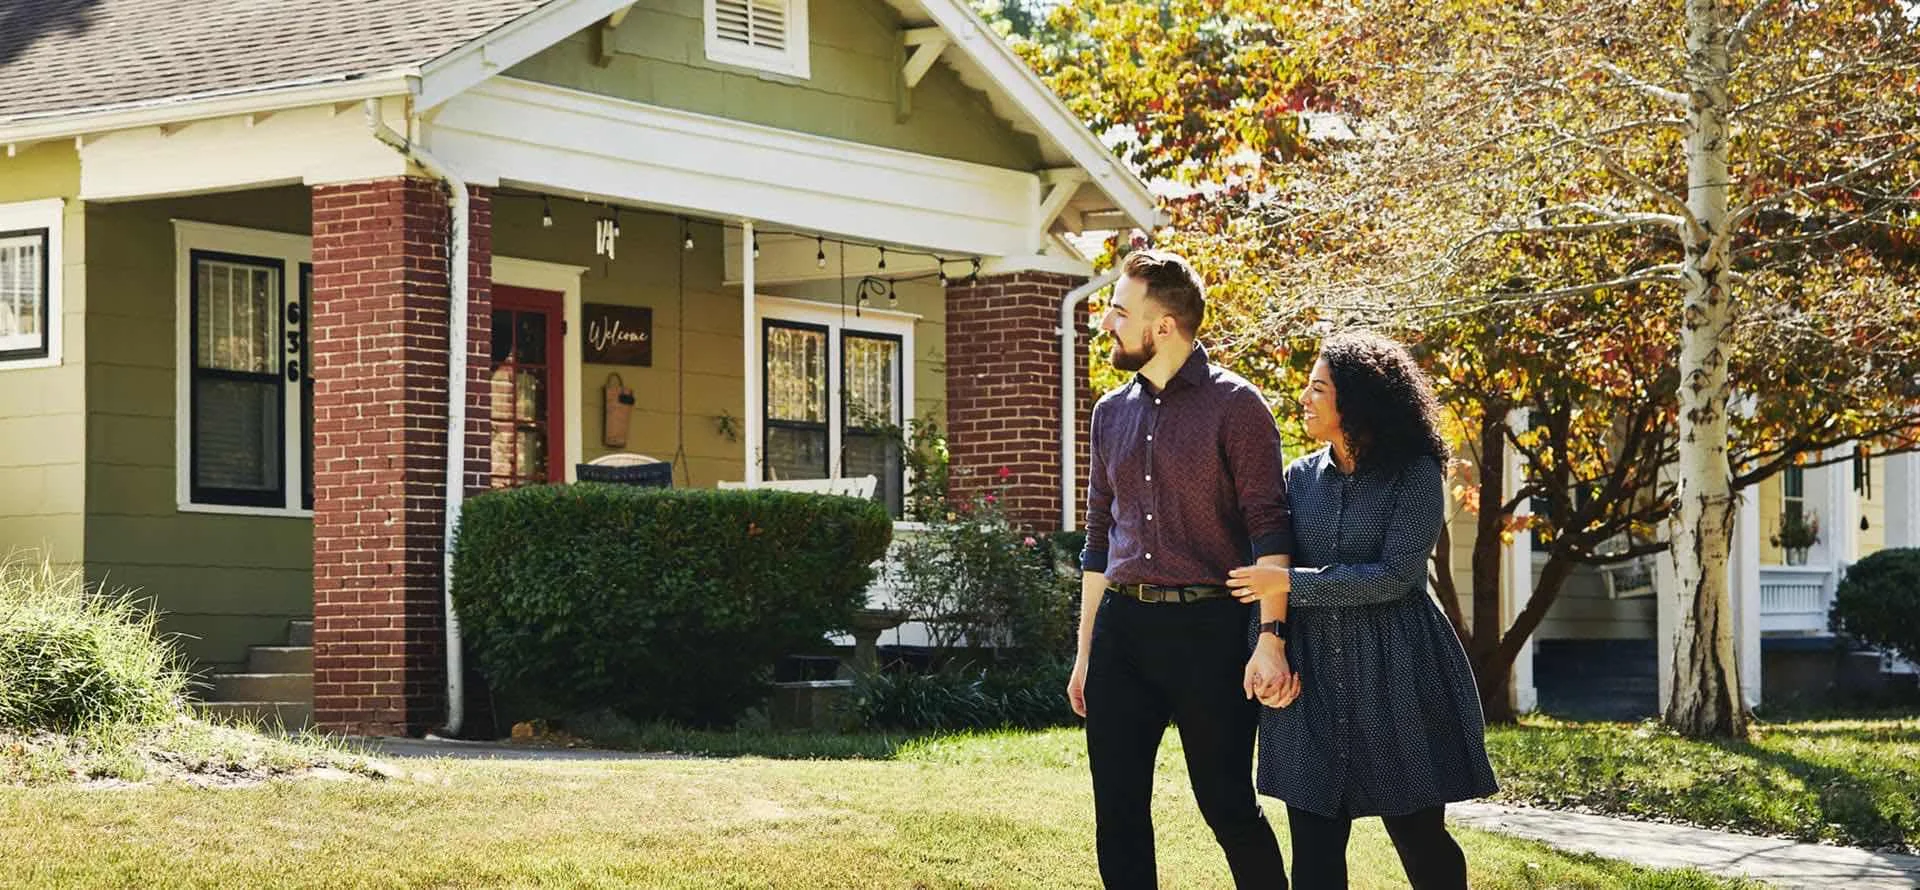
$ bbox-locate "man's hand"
[1067,655,1090,718]
[1246,635,1301,708]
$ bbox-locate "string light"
[611,207,620,239]
[682,218,694,251]
[936,258,949,287]
[877,246,887,271]
[970,257,982,284]
[752,233,761,259]
[541,196,553,228]
[816,236,827,269]
[887,279,898,308]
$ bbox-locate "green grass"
[1,717,378,786]
[1487,715,1920,852]
[0,727,1754,889]
[0,554,187,732]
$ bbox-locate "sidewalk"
[1451,802,1920,889]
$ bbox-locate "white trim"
[0,198,64,371]
[0,76,412,147]
[79,101,411,200]
[909,0,1160,232]
[1502,408,1537,714]
[415,0,643,110]
[751,295,916,492]
[171,220,312,516]
[705,0,811,80]
[492,255,588,482]
[429,78,1041,258]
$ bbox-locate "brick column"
[944,272,1090,532]
[309,179,491,736]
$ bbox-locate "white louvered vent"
[705,0,809,78]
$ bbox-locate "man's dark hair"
[1120,250,1206,337]
[1321,331,1451,472]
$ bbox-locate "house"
[1451,439,1920,718]
[0,0,1159,736]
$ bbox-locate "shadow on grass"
[1724,735,1918,851]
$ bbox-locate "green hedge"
[452,484,891,727]
[1832,547,1920,663]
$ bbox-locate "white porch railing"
[1758,564,1839,634]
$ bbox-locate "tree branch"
[1727,140,1920,232]
[1599,61,1689,108]
[1726,0,1774,55]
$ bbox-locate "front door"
[489,285,565,487]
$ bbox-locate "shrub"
[886,489,1077,666]
[452,484,892,728]
[0,554,186,732]
[850,659,1076,731]
[1831,547,1920,662]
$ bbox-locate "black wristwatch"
[1259,619,1289,640]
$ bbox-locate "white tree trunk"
[1665,0,1748,738]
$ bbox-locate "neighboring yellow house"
[0,0,1158,736]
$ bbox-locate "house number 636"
[284,300,304,383]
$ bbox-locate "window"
[705,0,809,78]
[0,199,62,368]
[1783,465,1806,528]
[758,298,912,517]
[175,222,311,515]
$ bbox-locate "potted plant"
[1772,510,1821,566]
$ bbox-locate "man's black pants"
[1085,593,1287,889]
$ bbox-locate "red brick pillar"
[944,271,1091,531]
[309,179,492,736]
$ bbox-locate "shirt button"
[1145,475,1152,482]
[1146,434,1153,441]
[1144,553,1153,560]
[1146,513,1154,521]
[1154,398,1162,405]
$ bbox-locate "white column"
[1885,452,1920,549]
[1730,485,1763,709]
[741,219,759,485]
[1502,408,1537,713]
[1822,447,1860,568]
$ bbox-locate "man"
[1071,249,1299,889]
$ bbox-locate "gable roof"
[0,0,544,126]
[0,0,1158,231]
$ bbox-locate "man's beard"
[1110,330,1157,372]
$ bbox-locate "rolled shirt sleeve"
[1221,387,1291,559]
[1079,397,1113,572]
[1288,456,1445,607]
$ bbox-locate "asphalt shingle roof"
[0,0,548,125]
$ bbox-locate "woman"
[1226,331,1497,890]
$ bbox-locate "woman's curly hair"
[1320,331,1450,472]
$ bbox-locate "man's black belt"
[1109,583,1232,604]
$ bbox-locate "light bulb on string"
[611,207,620,239]
[816,236,827,269]
[936,258,949,287]
[877,247,887,271]
[682,219,694,251]
[888,279,898,308]
[541,196,554,228]
[969,257,982,284]
[752,233,761,259]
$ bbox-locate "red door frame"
[492,284,566,484]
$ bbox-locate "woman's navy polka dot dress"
[1256,450,1499,818]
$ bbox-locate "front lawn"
[1487,715,1920,852]
[0,727,1753,889]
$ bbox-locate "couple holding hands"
[1068,250,1498,889]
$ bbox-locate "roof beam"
[901,29,949,90]
[595,3,635,67]
[1034,171,1085,252]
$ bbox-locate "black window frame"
[0,227,51,363]
[762,319,832,481]
[840,329,905,517]
[188,248,289,509]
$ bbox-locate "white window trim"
[704,0,811,80]
[752,295,915,493]
[172,220,312,518]
[0,198,64,370]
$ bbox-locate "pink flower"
[1022,536,1037,547]
[997,466,1012,480]
[985,494,997,505]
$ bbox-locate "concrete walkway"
[351,736,692,762]
[1452,802,1920,889]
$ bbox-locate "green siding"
[506,0,1045,170]
[494,197,947,488]
[0,142,87,571]
[82,188,314,670]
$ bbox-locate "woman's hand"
[1244,635,1301,708]
[1226,563,1291,605]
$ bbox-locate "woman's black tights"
[1286,804,1467,890]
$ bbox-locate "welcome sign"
[583,303,652,366]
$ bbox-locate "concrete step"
[206,672,312,703]
[246,646,313,674]
[287,620,314,646]
[199,701,313,731]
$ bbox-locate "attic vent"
[705,0,810,79]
